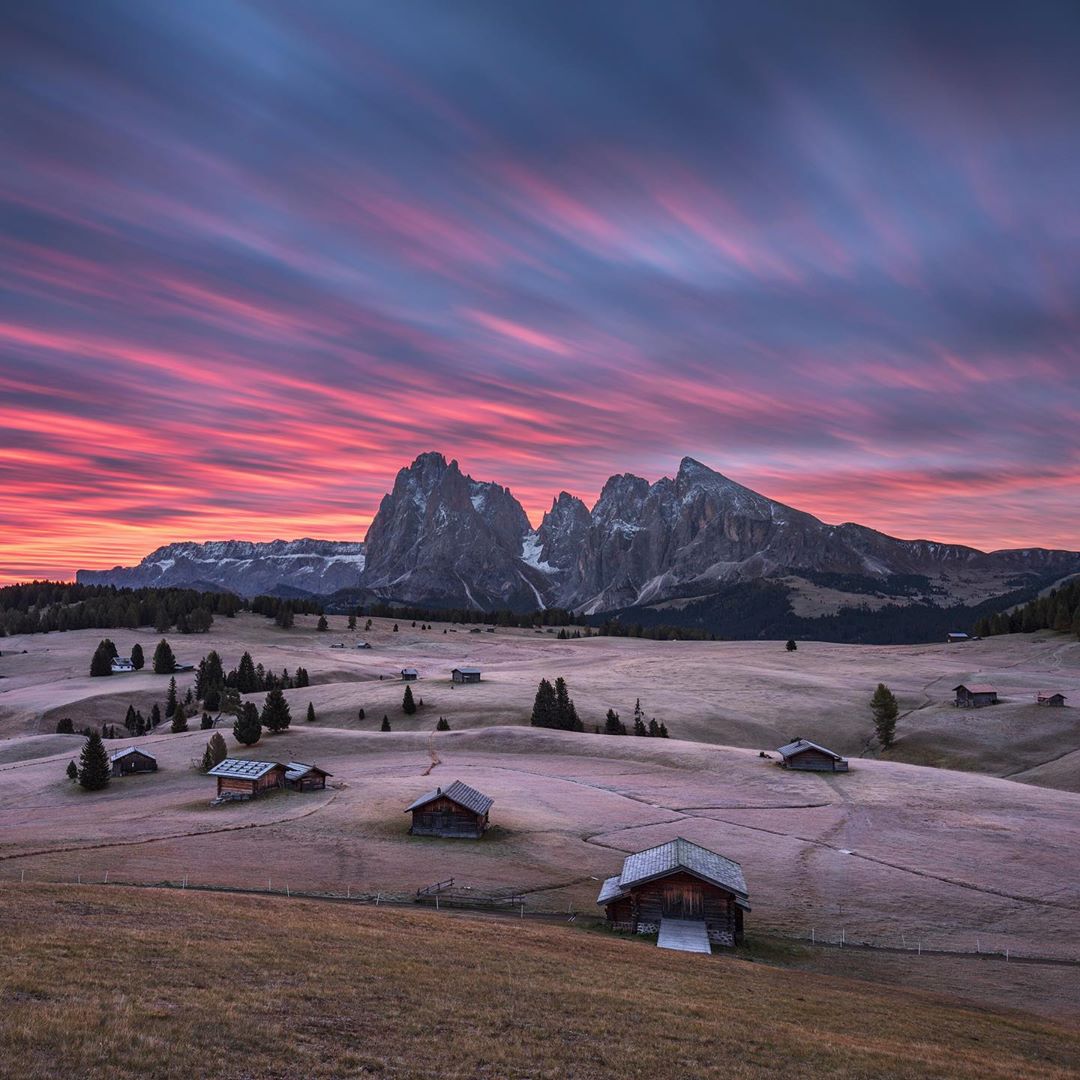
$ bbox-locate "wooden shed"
[451,666,482,684]
[775,738,849,772]
[954,683,998,708]
[1037,692,1067,707]
[400,667,419,681]
[405,779,493,839]
[109,746,157,777]
[207,758,286,802]
[946,632,971,644]
[597,838,749,949]
[285,761,331,791]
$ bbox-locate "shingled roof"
[954,683,996,694]
[596,838,748,905]
[404,779,493,816]
[109,746,156,763]
[285,761,331,782]
[207,758,282,780]
[776,738,845,761]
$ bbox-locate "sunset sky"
[3,1,1079,583]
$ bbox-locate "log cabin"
[954,683,998,708]
[775,738,849,772]
[285,761,331,790]
[596,838,749,948]
[1037,692,1067,707]
[405,779,493,838]
[109,746,157,777]
[451,666,482,683]
[207,758,286,801]
[400,667,419,681]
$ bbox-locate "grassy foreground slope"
[2,885,1077,1080]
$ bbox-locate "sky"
[2,0,1079,583]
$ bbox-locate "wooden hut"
[285,761,331,791]
[946,632,971,644]
[405,780,493,839]
[775,738,849,772]
[207,758,286,802]
[451,666,482,684]
[109,746,157,777]
[1037,692,1067,707]
[400,667,419,681]
[596,838,749,949]
[954,683,998,708]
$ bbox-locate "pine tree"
[357,707,366,720]
[235,652,257,693]
[786,639,798,652]
[436,717,450,731]
[381,715,391,731]
[77,732,111,790]
[207,731,228,766]
[200,742,215,771]
[66,760,78,782]
[275,606,294,629]
[90,639,115,677]
[402,684,417,714]
[658,723,669,738]
[871,683,899,749]
[55,717,75,734]
[165,676,178,717]
[648,718,660,737]
[295,667,310,688]
[130,643,144,670]
[530,678,558,728]
[553,677,582,731]
[306,701,316,723]
[200,712,214,730]
[171,704,188,733]
[393,623,399,632]
[348,612,357,631]
[604,709,626,735]
[632,699,647,736]
[260,687,292,733]
[233,702,262,746]
[317,614,329,631]
[124,704,137,732]
[152,638,176,675]
[149,703,162,728]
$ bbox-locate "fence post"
[286,884,290,898]
[811,927,815,944]
[104,870,109,884]
[268,878,272,893]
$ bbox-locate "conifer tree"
[317,614,329,631]
[55,717,75,734]
[402,685,417,714]
[130,643,144,670]
[436,717,450,731]
[200,712,214,730]
[348,612,357,631]
[306,701,316,723]
[260,687,292,733]
[530,678,558,728]
[393,623,399,632]
[648,718,660,737]
[275,606,294,629]
[553,677,582,731]
[207,731,228,766]
[90,639,115,677]
[604,708,625,735]
[165,676,178,717]
[357,707,366,720]
[77,732,111,790]
[149,703,162,728]
[871,683,899,749]
[124,704,137,732]
[658,723,669,738]
[381,715,391,731]
[632,698,647,736]
[171,703,188,733]
[66,760,78,782]
[152,638,176,675]
[235,652,257,693]
[233,702,262,746]
[786,639,798,652]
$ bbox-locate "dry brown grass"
[1,884,1077,1080]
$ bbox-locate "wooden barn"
[285,761,331,791]
[1037,692,1067,707]
[109,746,157,777]
[946,632,971,644]
[207,758,286,802]
[954,683,998,708]
[405,780,493,839]
[451,666,482,684]
[596,838,749,950]
[400,667,419,681]
[776,738,849,772]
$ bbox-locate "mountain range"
[77,452,1080,641]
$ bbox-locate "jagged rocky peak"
[534,492,591,571]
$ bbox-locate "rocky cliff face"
[76,453,1080,623]
[361,452,540,610]
[76,539,366,597]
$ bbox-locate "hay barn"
[109,746,157,777]
[405,780,493,839]
[285,761,331,791]
[451,666,482,683]
[776,738,849,772]
[207,759,286,801]
[954,684,999,708]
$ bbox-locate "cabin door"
[662,884,704,920]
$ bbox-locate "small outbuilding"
[400,667,419,681]
[285,761,331,791]
[775,738,849,772]
[451,666,482,684]
[405,779,493,839]
[954,683,998,708]
[946,632,971,644]
[207,758,286,802]
[110,657,136,673]
[109,746,157,777]
[1037,692,1067,707]
[596,837,749,948]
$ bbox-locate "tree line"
[973,578,1080,639]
